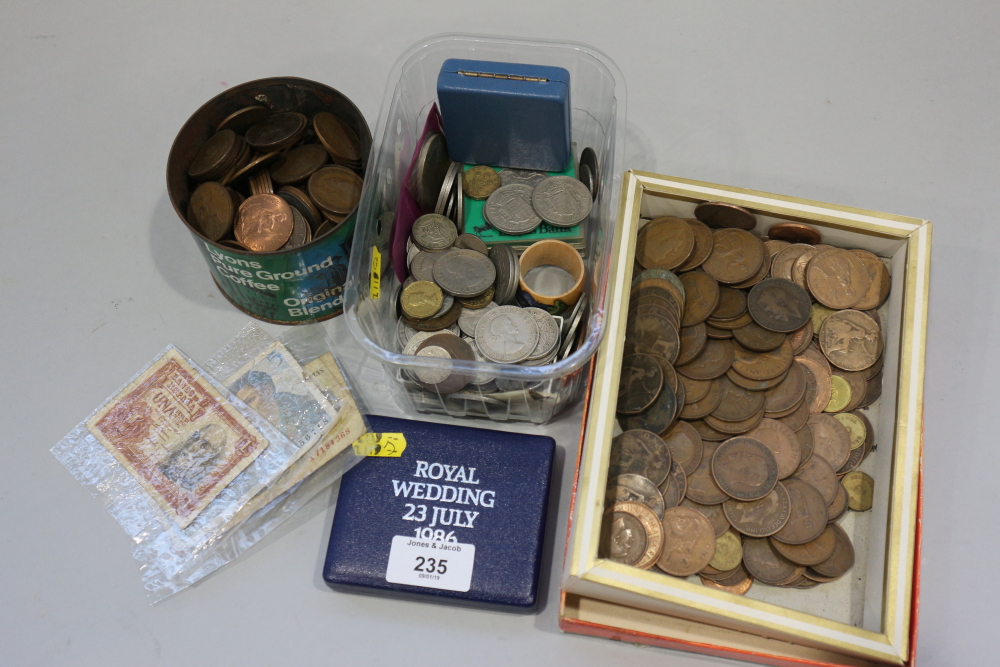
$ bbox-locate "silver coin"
[578,163,595,201]
[520,344,560,366]
[455,170,465,231]
[559,293,589,360]
[458,301,498,337]
[281,207,312,249]
[532,176,593,227]
[406,242,421,270]
[412,213,457,250]
[397,317,419,349]
[580,146,599,200]
[474,305,540,364]
[498,168,548,188]
[488,244,519,305]
[411,133,451,212]
[402,330,443,357]
[523,307,561,360]
[415,346,452,384]
[463,335,497,386]
[454,233,488,254]
[435,161,460,215]
[484,185,542,234]
[409,250,441,282]
[433,248,496,298]
[605,474,666,520]
[432,293,454,318]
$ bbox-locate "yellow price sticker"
[352,432,406,457]
[370,246,381,300]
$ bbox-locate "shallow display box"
[560,171,930,666]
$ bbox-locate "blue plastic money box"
[436,58,571,171]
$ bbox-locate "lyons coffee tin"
[167,77,371,324]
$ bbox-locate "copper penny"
[778,399,811,433]
[678,218,715,271]
[658,461,688,509]
[605,474,666,519]
[707,312,753,330]
[711,376,766,422]
[636,217,696,270]
[624,313,680,364]
[680,375,712,404]
[806,249,871,309]
[216,105,270,134]
[188,129,239,181]
[245,111,307,152]
[712,437,778,501]
[855,369,884,408]
[701,228,765,284]
[742,537,800,585]
[771,524,837,566]
[189,181,234,241]
[797,357,832,414]
[313,112,362,165]
[730,247,771,290]
[655,506,718,577]
[269,143,328,185]
[680,271,721,326]
[609,430,673,487]
[731,339,794,381]
[770,244,814,281]
[677,339,734,380]
[809,523,855,578]
[617,353,664,414]
[843,471,875,511]
[689,419,730,442]
[763,362,807,415]
[681,497,731,537]
[732,321,786,353]
[849,249,891,310]
[234,194,293,251]
[723,483,791,537]
[601,502,663,569]
[700,565,753,595]
[745,419,801,479]
[863,352,884,381]
[308,165,363,216]
[705,324,732,339]
[621,382,679,436]
[828,481,849,521]
[819,309,883,372]
[726,366,788,391]
[685,441,729,505]
[771,478,828,545]
[792,456,840,504]
[661,421,704,475]
[648,355,680,395]
[794,422,814,463]
[747,278,812,333]
[764,239,790,260]
[680,379,724,419]
[694,201,757,230]
[676,324,708,366]
[768,222,821,245]
[837,445,865,476]
[833,369,868,412]
[765,396,806,420]
[788,319,814,355]
[633,274,686,311]
[806,414,852,470]
[704,407,764,436]
[712,287,747,320]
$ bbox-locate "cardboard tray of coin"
[561,170,930,667]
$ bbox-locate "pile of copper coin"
[186,106,364,252]
[600,202,887,595]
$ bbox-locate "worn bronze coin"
[679,271,721,327]
[624,313,680,363]
[680,378,724,420]
[609,430,673,487]
[235,193,293,251]
[701,228,765,284]
[856,369,884,408]
[677,339,734,380]
[656,506,718,576]
[189,129,239,181]
[819,309,883,372]
[730,246,771,290]
[617,353,664,415]
[709,376,765,423]
[742,537,800,585]
[828,481,849,520]
[806,414,852,470]
[849,249,891,310]
[809,524,855,579]
[745,419,801,479]
[685,441,728,505]
[701,564,754,595]
[313,111,363,166]
[712,437,778,501]
[405,298,462,332]
[606,474,666,519]
[726,366,788,392]
[732,321,785,353]
[636,217,696,270]
[792,456,840,505]
[707,312,753,330]
[680,375,712,404]
[794,422,814,463]
[770,244,814,281]
[676,324,708,367]
[806,248,870,309]
[842,471,874,511]
[779,399,811,433]
[269,143,328,185]
[661,421,704,476]
[788,319,814,355]
[763,362,807,416]
[308,165,363,216]
[705,324,732,339]
[748,278,812,333]
[601,502,663,568]
[413,333,474,393]
[723,483,791,537]
[688,421,729,443]
[658,461,688,509]
[681,498,731,538]
[768,222,821,245]
[796,356,833,414]
[245,111,307,152]
[695,201,757,230]
[771,524,837,566]
[771,478,828,545]
[189,181,234,241]
[837,445,865,476]
[731,339,794,381]
[678,218,715,270]
[216,105,270,134]
[704,406,764,436]
[712,287,747,320]
[621,382,679,436]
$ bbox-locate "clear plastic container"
[344,33,627,423]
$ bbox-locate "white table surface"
[2,1,994,664]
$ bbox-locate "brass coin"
[747,278,812,333]
[842,471,874,511]
[792,456,840,505]
[731,339,794,381]
[771,478,828,545]
[771,524,837,566]
[723,483,791,537]
[678,218,715,271]
[704,406,764,436]
[401,281,444,320]
[806,248,871,309]
[854,410,875,453]
[189,181,234,241]
[732,321,786,352]
[216,105,270,134]
[745,419,801,479]
[742,537,800,585]
[770,244,813,281]
[269,143,328,185]
[809,302,836,335]
[636,217,696,270]
[709,530,743,571]
[806,414,852,470]
[462,165,501,200]
[680,271,720,326]
[712,287,747,320]
[308,165,363,216]
[779,399,811,433]
[601,502,663,569]
[245,111,307,152]
[234,194,293,252]
[680,378,724,419]
[767,222,821,245]
[712,437,778,501]
[700,566,753,595]
[819,309,883,372]
[726,366,788,392]
[658,461,688,509]
[609,430,673,487]
[685,441,729,505]
[656,507,717,577]
[809,523,855,578]
[617,354,664,415]
[459,286,495,309]
[763,362,807,415]
[694,201,757,230]
[797,356,832,414]
[661,421,704,476]
[849,249,891,310]
[313,112,362,166]
[605,474,666,519]
[701,228,765,284]
[825,375,852,412]
[788,319,814,356]
[677,339,734,380]
[405,299,462,332]
[676,324,708,366]
[681,498,732,538]
[834,370,868,412]
[828,481,849,520]
[680,375,713,404]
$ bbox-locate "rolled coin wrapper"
[517,239,585,313]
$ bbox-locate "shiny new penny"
[636,217,696,270]
[601,502,663,569]
[849,249,891,310]
[748,278,812,333]
[694,201,757,230]
[677,339,734,380]
[678,218,715,270]
[701,228,765,284]
[605,474,666,519]
[462,165,501,200]
[771,478,828,545]
[676,324,708,366]
[685,442,729,505]
[680,271,721,326]
[723,483,791,537]
[731,339,794,381]
[658,461,688,509]
[235,194,293,251]
[656,506,718,577]
[661,421,704,475]
[709,530,744,571]
[809,523,856,578]
[771,524,837,566]
[400,280,444,320]
[742,537,800,585]
[609,430,673,487]
[807,414,852,470]
[842,471,874,511]
[819,309,883,372]
[806,248,870,309]
[792,456,840,505]
[745,419,801,479]
[712,437,778,501]
[617,354,664,414]
[767,222,821,245]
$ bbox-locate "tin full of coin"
[167,77,371,324]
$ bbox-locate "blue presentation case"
[323,415,556,612]
[436,58,571,171]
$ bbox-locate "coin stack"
[186,106,364,252]
[600,204,886,595]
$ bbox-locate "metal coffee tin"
[167,77,371,324]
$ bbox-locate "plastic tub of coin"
[561,170,931,667]
[343,34,627,424]
[167,77,371,324]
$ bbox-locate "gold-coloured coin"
[709,530,743,571]
[400,281,444,320]
[462,165,501,200]
[833,412,866,450]
[824,375,851,412]
[459,286,495,309]
[842,471,874,511]
[810,302,836,334]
